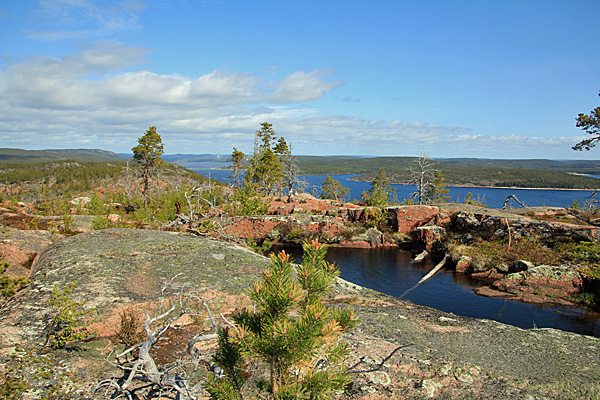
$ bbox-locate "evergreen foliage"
[424,171,451,204]
[132,126,165,197]
[224,182,270,216]
[229,148,247,189]
[45,282,91,349]
[321,176,350,202]
[206,240,356,400]
[246,123,282,195]
[293,156,600,189]
[573,91,600,151]
[243,122,304,198]
[361,168,396,206]
[0,258,29,299]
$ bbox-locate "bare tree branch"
[502,195,527,209]
[349,344,413,373]
[565,208,600,227]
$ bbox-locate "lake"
[179,161,598,209]
[181,161,600,337]
[269,245,600,338]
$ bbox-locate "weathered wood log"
[564,207,600,227]
[417,254,449,284]
[502,195,526,209]
[400,254,449,299]
[412,250,428,263]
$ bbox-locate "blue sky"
[1,1,599,159]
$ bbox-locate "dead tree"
[95,276,224,400]
[409,154,436,205]
[565,207,600,227]
[584,190,600,213]
[502,194,526,209]
[166,179,225,231]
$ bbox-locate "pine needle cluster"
[205,240,356,400]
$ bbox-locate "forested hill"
[3,149,600,189]
[294,156,600,189]
[0,148,126,163]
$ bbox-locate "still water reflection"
[271,245,600,338]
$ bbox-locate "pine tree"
[361,168,396,206]
[246,123,282,195]
[273,137,291,197]
[132,126,165,198]
[229,148,246,189]
[206,240,356,400]
[424,171,451,204]
[321,176,350,202]
[573,91,600,151]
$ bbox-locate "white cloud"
[269,70,343,103]
[0,42,586,159]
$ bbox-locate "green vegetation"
[45,282,91,349]
[0,148,125,163]
[0,157,218,227]
[0,348,29,400]
[462,192,487,207]
[246,122,285,196]
[456,237,561,270]
[572,90,600,151]
[0,160,126,204]
[447,232,600,306]
[114,307,145,348]
[361,168,396,206]
[321,175,350,202]
[224,182,271,216]
[0,259,29,298]
[229,147,246,189]
[294,156,600,189]
[0,345,81,399]
[222,122,306,216]
[132,126,165,198]
[554,240,600,279]
[425,171,452,203]
[205,240,356,399]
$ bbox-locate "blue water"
[182,161,600,337]
[271,245,600,338]
[183,161,597,209]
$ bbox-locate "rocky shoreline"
[1,228,599,399]
[2,197,600,310]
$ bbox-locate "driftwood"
[502,195,526,210]
[417,254,449,284]
[400,254,449,299]
[412,250,428,263]
[565,208,600,227]
[398,254,450,299]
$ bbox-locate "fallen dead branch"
[502,194,526,209]
[564,208,600,227]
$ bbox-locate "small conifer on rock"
[205,239,356,400]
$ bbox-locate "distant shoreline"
[346,176,597,191]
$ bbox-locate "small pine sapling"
[45,282,91,348]
[206,239,356,400]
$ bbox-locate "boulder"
[412,225,446,252]
[454,255,473,273]
[492,264,585,305]
[388,206,441,233]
